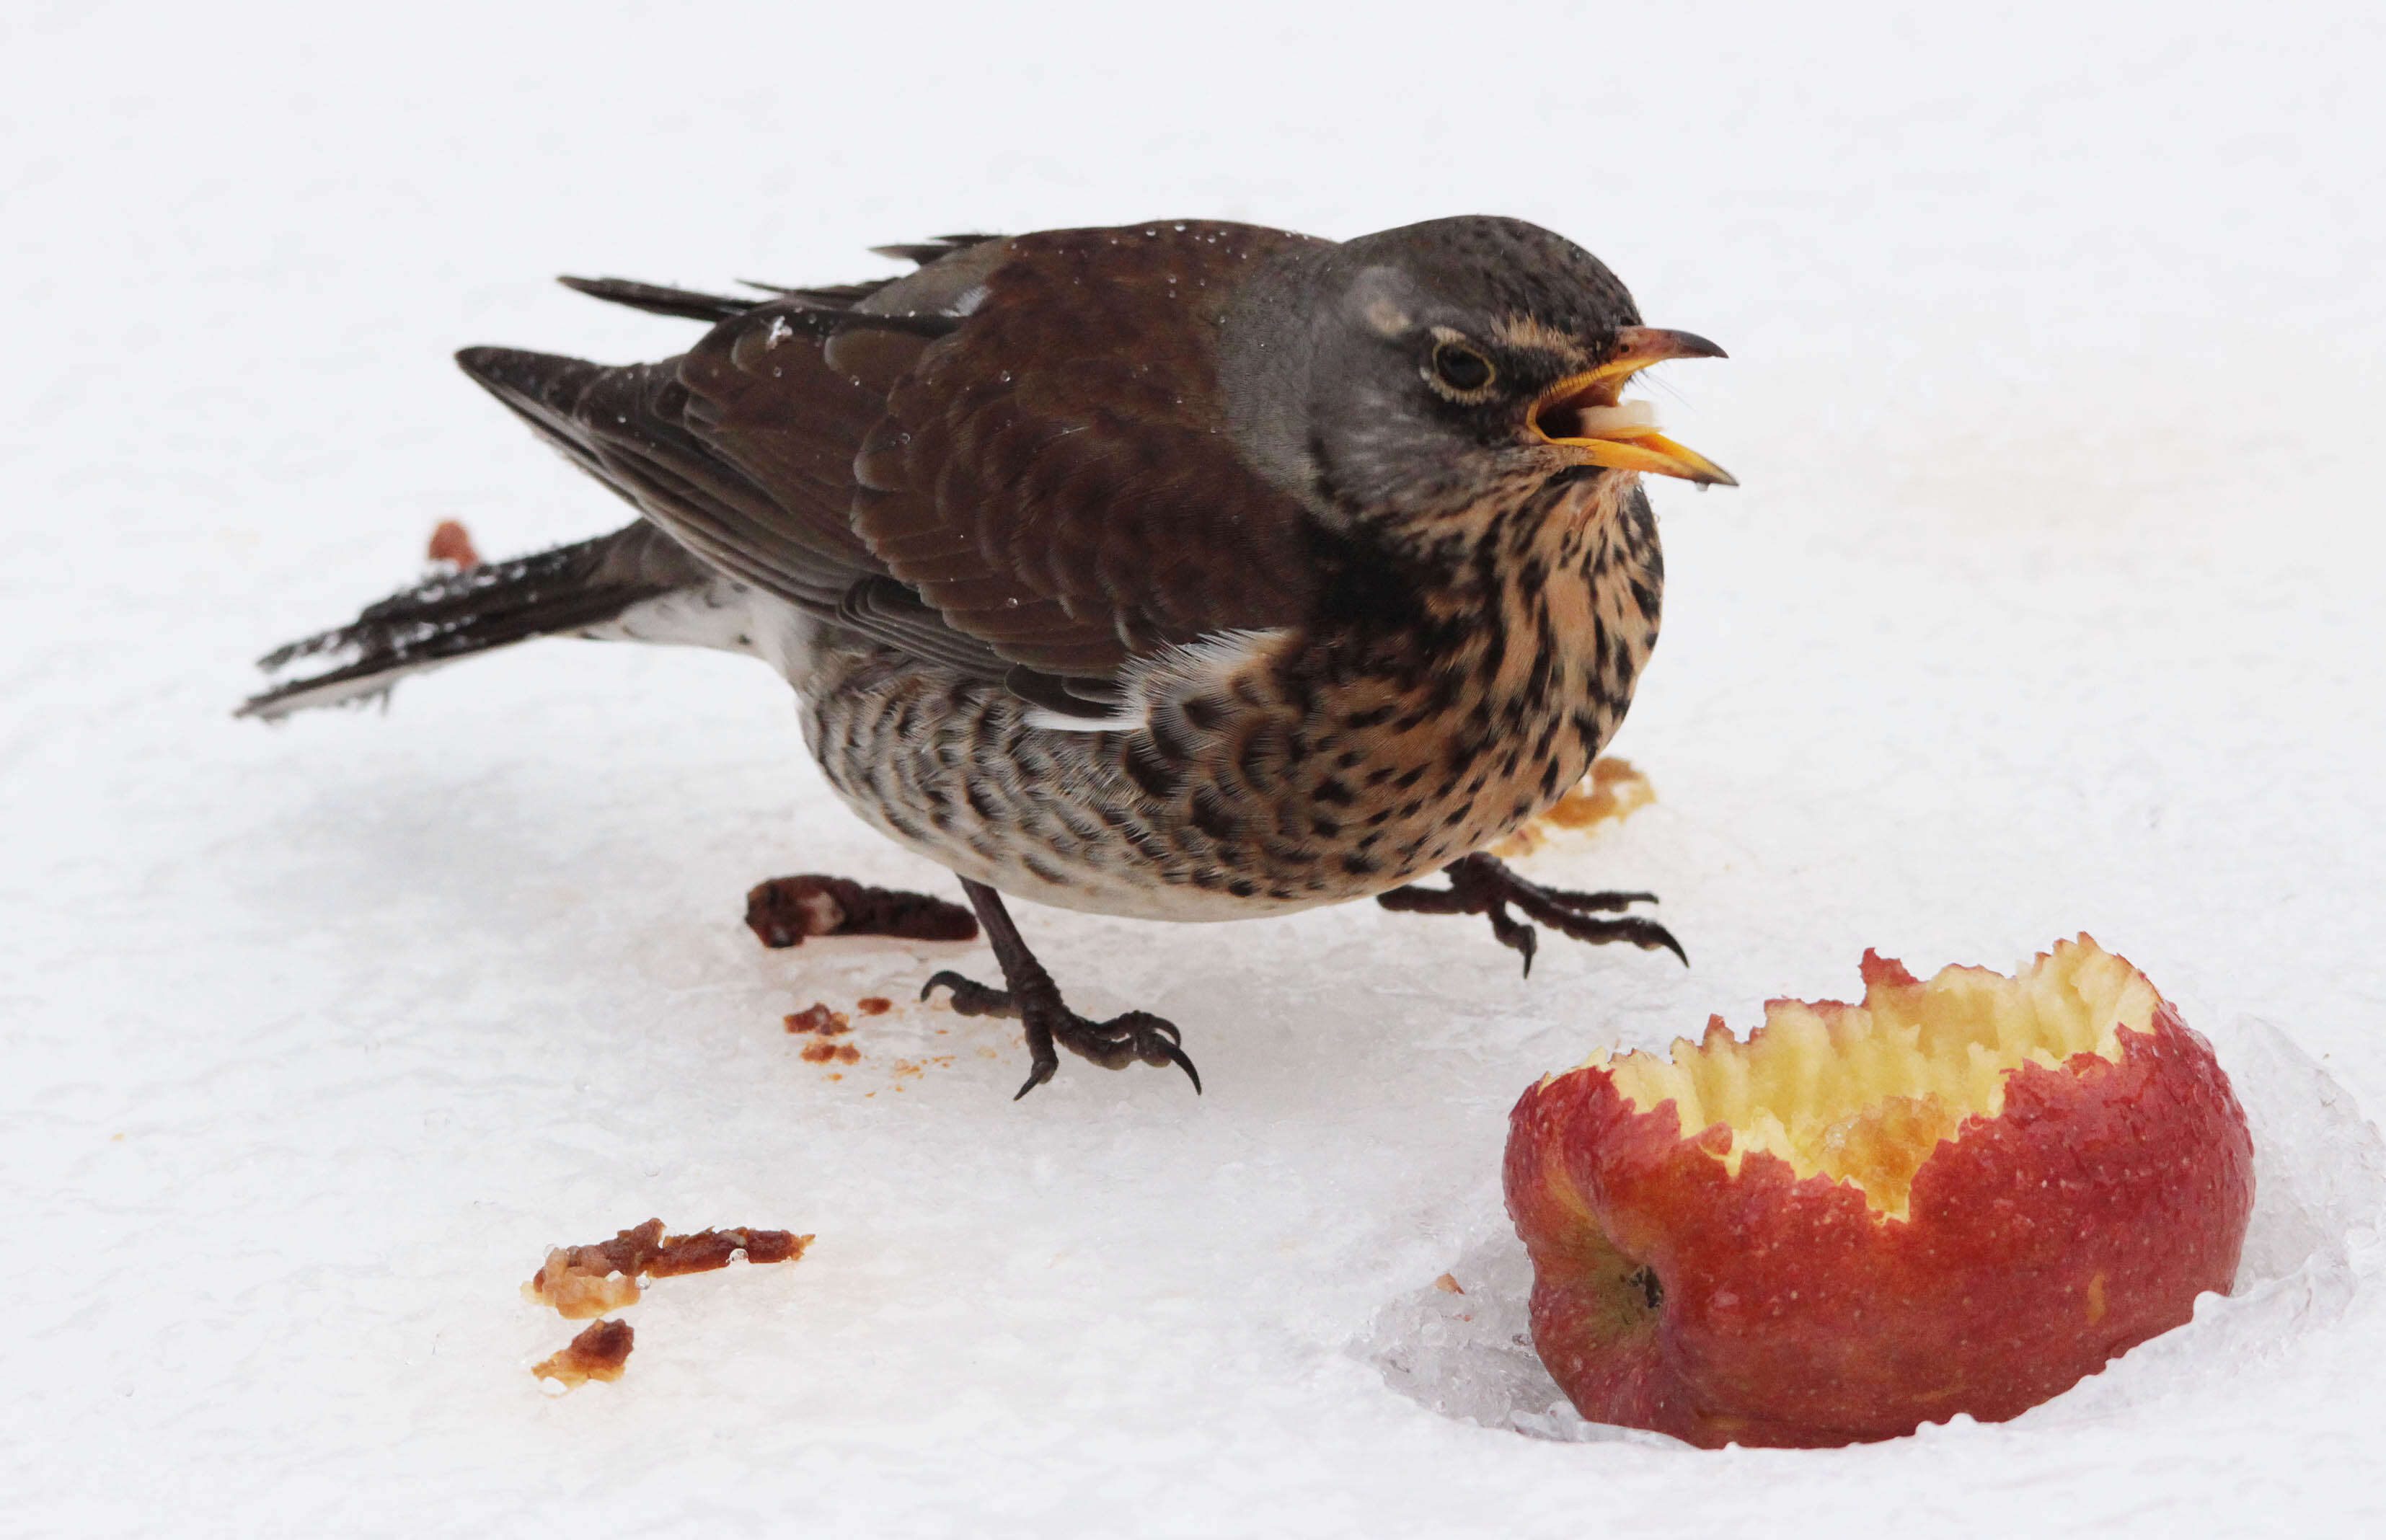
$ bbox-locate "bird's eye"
[1429,340,1495,397]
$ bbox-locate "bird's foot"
[1375,851,1687,976]
[925,876,1201,1100]
[921,970,1201,1099]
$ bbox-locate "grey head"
[1219,215,1734,541]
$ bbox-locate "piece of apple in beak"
[1532,326,1738,486]
[1505,936,2253,1448]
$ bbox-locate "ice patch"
[1358,1225,1691,1446]
[1356,1016,2385,1443]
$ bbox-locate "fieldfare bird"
[244,217,1734,1098]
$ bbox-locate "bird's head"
[1221,216,1733,547]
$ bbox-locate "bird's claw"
[921,972,1202,1098]
[1023,1009,1200,1099]
[921,969,1013,1016]
[1376,852,1686,972]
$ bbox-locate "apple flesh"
[1505,937,2253,1448]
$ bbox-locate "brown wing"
[500,225,1325,690]
[469,259,1021,679]
[457,336,886,618]
[671,234,1011,539]
[658,302,903,604]
[846,223,1329,681]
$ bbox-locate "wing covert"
[851,222,1329,682]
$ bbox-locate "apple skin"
[1505,996,2253,1448]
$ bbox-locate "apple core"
[1578,940,2158,1218]
[1506,937,2254,1447]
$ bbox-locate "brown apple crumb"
[523,1218,813,1319]
[1432,1273,1465,1295]
[427,519,482,570]
[522,1218,666,1319]
[785,1003,852,1036]
[532,1319,633,1389]
[645,1226,810,1278]
[744,875,978,949]
[855,996,893,1016]
[801,1041,861,1065]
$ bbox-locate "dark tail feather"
[868,234,1003,265]
[237,525,695,721]
[549,276,961,340]
[554,275,762,322]
[552,234,1004,323]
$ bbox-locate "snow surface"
[6,1,2385,1534]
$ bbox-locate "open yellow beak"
[1530,327,1736,487]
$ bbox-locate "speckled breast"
[798,493,1661,923]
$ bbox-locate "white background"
[6,1,2383,1534]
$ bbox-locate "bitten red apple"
[1504,937,2253,1448]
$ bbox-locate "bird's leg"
[921,877,1201,1100]
[1375,852,1687,977]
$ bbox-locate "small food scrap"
[532,1319,634,1389]
[426,519,482,570]
[1495,757,1655,857]
[1432,1273,1465,1295]
[855,996,893,1016]
[523,1218,813,1319]
[801,1041,861,1065]
[522,1218,664,1319]
[785,1003,852,1036]
[646,1225,810,1278]
[524,1220,813,1391]
[744,874,979,949]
